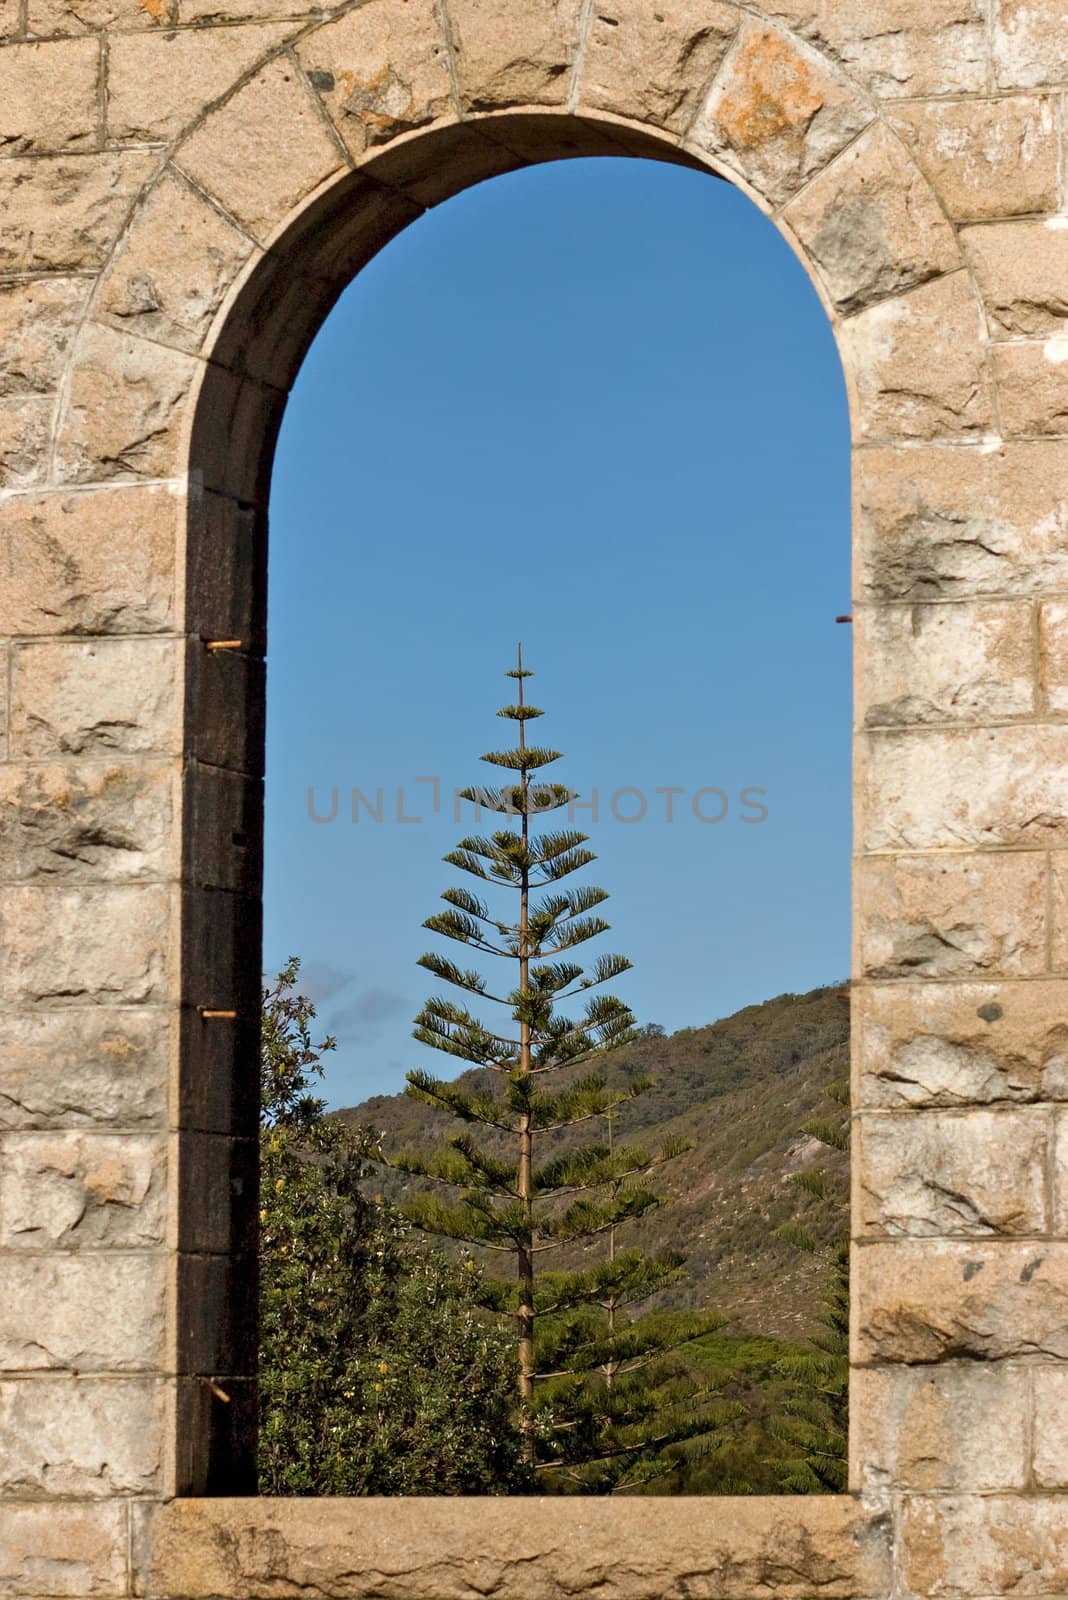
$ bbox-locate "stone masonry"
[1,0,1068,1595]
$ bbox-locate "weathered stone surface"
[0,486,178,636]
[843,270,993,440]
[1041,601,1068,713]
[142,1495,890,1600]
[994,0,1068,89]
[855,979,1068,1108]
[0,1008,170,1130]
[860,726,1068,851]
[0,1375,163,1495]
[890,96,1058,222]
[31,0,171,32]
[0,760,179,882]
[0,279,90,400]
[0,39,100,154]
[180,0,317,21]
[857,1107,1050,1235]
[0,1502,128,1597]
[782,123,958,315]
[856,851,1047,980]
[694,22,868,207]
[297,0,454,160]
[964,220,1068,338]
[815,0,988,98]
[448,0,583,110]
[56,322,198,483]
[995,342,1068,438]
[1049,856,1068,973]
[1033,1367,1068,1486]
[857,441,1068,600]
[901,1493,1068,1596]
[10,639,183,759]
[1055,1110,1068,1236]
[858,600,1034,726]
[581,0,738,134]
[0,152,159,275]
[856,1240,1068,1363]
[851,1362,1030,1490]
[175,58,346,246]
[0,396,53,491]
[0,1254,164,1370]
[0,1131,165,1248]
[0,884,174,1007]
[107,23,296,144]
[97,173,254,356]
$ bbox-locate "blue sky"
[265,155,851,1108]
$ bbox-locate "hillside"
[338,983,850,1342]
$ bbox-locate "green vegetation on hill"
[340,982,851,1342]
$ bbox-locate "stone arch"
[4,0,1068,1591]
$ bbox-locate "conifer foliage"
[387,652,734,1489]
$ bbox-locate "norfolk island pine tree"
[380,649,742,1490]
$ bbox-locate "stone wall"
[1,0,1067,1594]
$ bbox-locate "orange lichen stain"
[136,0,169,23]
[338,65,414,132]
[716,29,824,150]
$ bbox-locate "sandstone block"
[447,0,583,110]
[854,979,1068,1108]
[854,1239,1068,1363]
[994,341,1068,438]
[782,123,958,315]
[0,153,159,275]
[180,0,318,20]
[0,884,175,1008]
[857,441,1068,600]
[31,0,172,31]
[10,638,183,759]
[297,0,454,161]
[1033,1366,1068,1486]
[0,39,99,154]
[0,279,90,400]
[851,1362,1030,1491]
[814,0,988,98]
[1040,601,1068,713]
[1049,856,1068,973]
[0,1502,127,1597]
[694,22,869,208]
[1056,1110,1068,1235]
[843,270,993,440]
[0,486,178,636]
[0,1008,170,1130]
[0,760,179,883]
[857,1107,1050,1236]
[0,1254,164,1370]
[857,600,1033,727]
[860,726,1068,851]
[176,58,345,247]
[855,851,1047,981]
[964,219,1068,338]
[0,396,52,492]
[0,1131,165,1248]
[581,0,738,134]
[901,1494,1068,1596]
[97,172,254,355]
[56,321,198,484]
[0,0,18,34]
[890,96,1058,222]
[107,23,296,143]
[141,1494,890,1600]
[0,1375,163,1496]
[994,0,1068,89]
